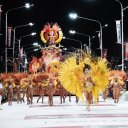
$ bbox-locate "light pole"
[13,22,34,60]
[18,32,36,72]
[69,30,91,52]
[5,3,34,73]
[69,13,104,58]
[25,48,39,54]
[19,32,36,52]
[62,36,82,52]
[62,36,83,58]
[115,0,128,71]
[24,46,40,51]
[23,43,41,51]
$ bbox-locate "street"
[0,94,128,128]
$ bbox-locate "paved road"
[0,96,128,128]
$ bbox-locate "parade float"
[28,22,64,97]
[29,22,63,74]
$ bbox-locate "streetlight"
[32,43,42,49]
[69,30,91,52]
[4,3,34,73]
[69,13,103,58]
[102,24,108,28]
[24,46,40,51]
[13,22,34,60]
[21,42,39,48]
[18,32,36,72]
[25,48,39,53]
[62,36,83,58]
[19,32,36,50]
[62,36,82,52]
[33,42,39,46]
[114,0,128,71]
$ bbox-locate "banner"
[125,43,128,59]
[7,27,12,47]
[116,20,122,44]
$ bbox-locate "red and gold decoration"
[29,57,42,73]
[29,22,63,74]
[40,22,63,45]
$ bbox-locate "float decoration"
[40,22,63,45]
[29,57,42,74]
[29,22,63,74]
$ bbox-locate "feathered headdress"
[40,22,63,44]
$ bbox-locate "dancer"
[110,77,124,103]
[15,84,22,103]
[83,77,94,111]
[26,81,33,105]
[37,82,45,103]
[47,74,55,106]
[21,87,26,103]
[0,80,3,109]
[7,81,14,106]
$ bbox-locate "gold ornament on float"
[40,23,63,45]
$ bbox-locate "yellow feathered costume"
[59,56,84,100]
[3,78,16,89]
[91,58,110,102]
[59,54,110,103]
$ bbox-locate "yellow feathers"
[91,58,110,92]
[59,53,110,103]
[59,56,84,100]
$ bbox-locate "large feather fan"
[59,56,84,100]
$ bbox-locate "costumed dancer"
[110,76,124,103]
[26,80,33,105]
[47,73,55,106]
[15,83,22,104]
[102,87,109,102]
[82,63,94,111]
[109,70,126,103]
[20,77,29,103]
[59,54,109,111]
[0,80,3,110]
[37,82,44,103]
[37,80,47,103]
[7,81,14,106]
[83,77,94,111]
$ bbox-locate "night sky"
[1,0,128,71]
